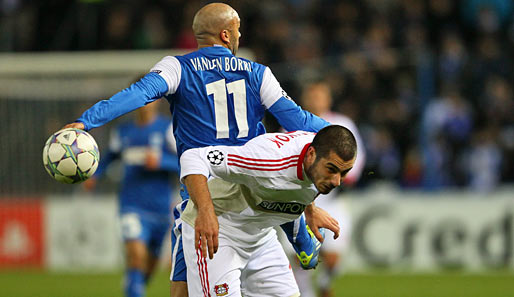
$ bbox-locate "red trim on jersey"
[297,143,311,180]
[228,154,299,162]
[227,157,298,167]
[227,162,297,171]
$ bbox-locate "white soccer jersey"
[180,131,317,297]
[179,131,319,233]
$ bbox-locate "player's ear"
[305,146,316,165]
[220,29,230,44]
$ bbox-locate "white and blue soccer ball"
[42,128,100,184]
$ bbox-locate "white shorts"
[182,221,300,297]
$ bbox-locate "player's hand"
[304,204,340,241]
[194,208,219,259]
[63,122,85,130]
[145,151,160,170]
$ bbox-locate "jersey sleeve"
[259,67,330,132]
[269,97,330,132]
[76,72,168,131]
[179,132,307,184]
[149,56,181,96]
[179,146,227,183]
[180,141,264,185]
[259,67,285,108]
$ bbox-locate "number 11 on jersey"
[206,79,249,139]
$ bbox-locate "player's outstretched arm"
[304,203,340,241]
[184,174,219,259]
[65,73,168,131]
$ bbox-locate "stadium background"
[0,0,513,296]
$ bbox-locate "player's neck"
[198,42,229,50]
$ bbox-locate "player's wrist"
[196,204,216,215]
[305,203,315,214]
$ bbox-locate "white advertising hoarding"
[45,195,122,270]
[42,188,514,272]
[344,188,514,271]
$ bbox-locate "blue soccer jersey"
[151,46,329,155]
[77,46,329,157]
[94,116,179,218]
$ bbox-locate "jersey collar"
[199,45,233,55]
[296,143,311,181]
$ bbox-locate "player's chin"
[317,184,333,195]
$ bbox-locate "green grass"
[1,270,513,297]
[335,272,514,297]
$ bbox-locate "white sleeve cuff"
[260,67,285,108]
[179,148,210,183]
[150,56,181,96]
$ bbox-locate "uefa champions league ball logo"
[207,150,224,165]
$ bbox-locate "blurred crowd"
[2,0,513,191]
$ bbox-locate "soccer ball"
[42,128,100,184]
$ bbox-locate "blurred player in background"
[83,101,180,297]
[64,3,333,296]
[295,82,366,297]
[179,125,355,296]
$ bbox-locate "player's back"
[153,46,269,156]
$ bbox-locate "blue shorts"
[170,199,188,282]
[120,210,170,257]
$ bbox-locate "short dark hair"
[311,125,356,161]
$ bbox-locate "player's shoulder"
[151,55,181,75]
[175,51,195,60]
[238,59,267,88]
[174,48,209,62]
[253,131,315,151]
[245,59,266,73]
[155,55,181,64]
